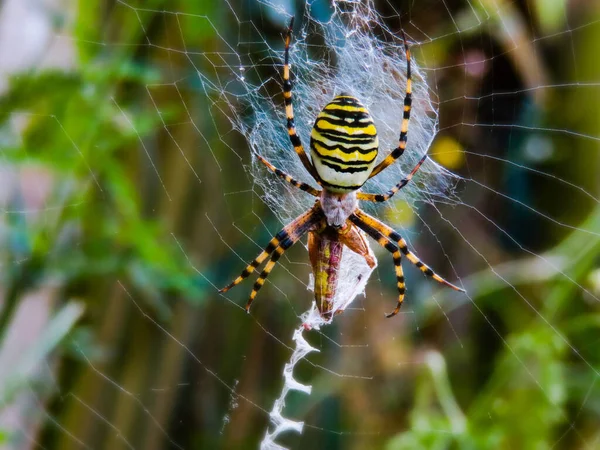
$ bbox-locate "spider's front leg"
[349,209,464,317]
[346,220,406,317]
[219,205,324,313]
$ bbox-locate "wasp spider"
[220,19,465,319]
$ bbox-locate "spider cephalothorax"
[220,18,464,319]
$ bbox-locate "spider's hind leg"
[254,153,320,197]
[282,17,321,183]
[357,153,427,203]
[369,32,413,179]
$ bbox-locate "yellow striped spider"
[220,19,464,319]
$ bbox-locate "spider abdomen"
[310,95,379,192]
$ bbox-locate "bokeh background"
[0,0,599,449]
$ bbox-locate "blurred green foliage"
[0,66,198,326]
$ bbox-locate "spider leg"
[387,250,406,318]
[344,217,406,317]
[245,208,324,312]
[219,205,324,312]
[369,32,412,179]
[357,153,427,202]
[255,153,320,197]
[350,209,465,296]
[245,244,287,312]
[283,17,321,184]
[219,231,286,293]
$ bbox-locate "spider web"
[1,0,600,449]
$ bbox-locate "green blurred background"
[0,0,599,449]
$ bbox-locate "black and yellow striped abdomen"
[310,95,379,192]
